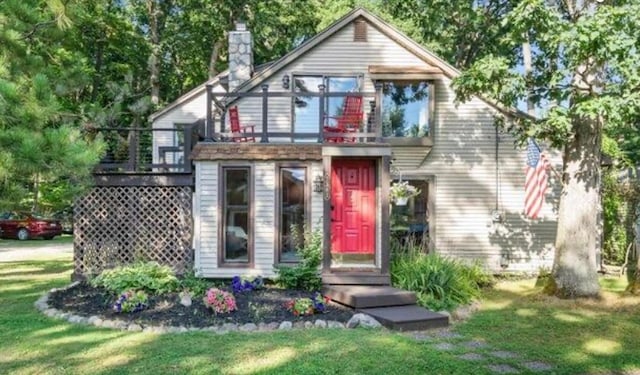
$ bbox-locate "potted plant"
[390,181,421,205]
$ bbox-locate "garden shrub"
[179,269,215,297]
[90,261,179,294]
[390,244,493,311]
[275,226,322,291]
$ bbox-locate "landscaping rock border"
[35,282,382,334]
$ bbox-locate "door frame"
[321,155,391,279]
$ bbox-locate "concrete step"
[359,305,449,331]
[323,285,417,309]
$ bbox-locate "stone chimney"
[228,21,253,92]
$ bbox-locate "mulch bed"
[48,283,354,328]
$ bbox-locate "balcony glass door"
[293,76,323,139]
[292,75,360,142]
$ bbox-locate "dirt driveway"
[0,237,73,262]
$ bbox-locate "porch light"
[313,174,324,193]
[282,74,290,89]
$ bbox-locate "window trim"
[274,162,311,264]
[218,164,254,268]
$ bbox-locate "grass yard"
[458,276,640,375]
[0,234,73,248]
[1,256,639,374]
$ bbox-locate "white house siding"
[151,83,225,164]
[186,17,561,273]
[418,78,561,272]
[310,162,324,230]
[194,159,324,278]
[230,20,427,139]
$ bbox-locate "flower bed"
[47,282,354,329]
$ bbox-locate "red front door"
[330,159,376,255]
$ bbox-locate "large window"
[278,166,308,262]
[221,167,251,265]
[292,75,361,137]
[382,81,431,137]
[390,179,429,249]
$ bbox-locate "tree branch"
[20,20,56,41]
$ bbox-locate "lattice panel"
[74,186,193,277]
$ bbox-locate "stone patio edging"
[34,282,382,334]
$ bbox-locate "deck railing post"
[128,129,138,172]
[204,84,214,142]
[318,84,326,143]
[374,82,383,142]
[260,84,269,143]
[183,125,192,173]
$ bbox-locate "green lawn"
[1,257,639,375]
[0,234,73,248]
[458,277,640,375]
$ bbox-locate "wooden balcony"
[205,84,384,144]
[88,125,196,186]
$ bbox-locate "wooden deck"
[323,285,449,330]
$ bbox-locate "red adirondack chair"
[323,95,363,143]
[228,106,255,142]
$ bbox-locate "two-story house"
[149,7,560,284]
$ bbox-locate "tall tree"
[161,0,318,101]
[454,0,640,297]
[0,0,105,212]
[380,0,519,69]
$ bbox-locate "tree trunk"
[546,115,601,298]
[147,0,161,106]
[209,37,225,79]
[32,173,40,213]
[633,247,640,293]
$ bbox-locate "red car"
[0,212,63,240]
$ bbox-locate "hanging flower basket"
[390,181,420,205]
[394,197,409,206]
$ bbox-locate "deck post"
[183,125,192,173]
[322,155,332,272]
[127,129,138,171]
[260,84,269,143]
[380,155,391,274]
[374,82,383,142]
[318,84,326,143]
[204,84,214,142]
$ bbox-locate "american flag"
[524,138,550,219]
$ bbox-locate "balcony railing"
[205,83,384,143]
[90,125,197,174]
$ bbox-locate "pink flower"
[203,288,237,314]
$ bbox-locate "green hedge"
[390,242,493,311]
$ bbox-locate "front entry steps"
[323,285,449,330]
